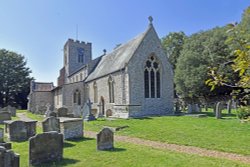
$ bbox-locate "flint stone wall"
[59,117,83,139]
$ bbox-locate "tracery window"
[144,55,161,98]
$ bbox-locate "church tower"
[63,39,92,83]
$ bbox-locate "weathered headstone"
[49,111,57,117]
[42,117,60,133]
[0,146,20,167]
[97,128,114,150]
[73,105,82,118]
[227,100,232,114]
[216,102,222,119]
[0,128,3,143]
[29,132,63,166]
[0,112,11,124]
[188,104,193,114]
[5,120,27,141]
[4,120,37,141]
[1,105,16,117]
[57,107,68,117]
[84,99,96,121]
[0,128,12,150]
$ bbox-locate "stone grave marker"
[97,128,114,150]
[57,107,68,117]
[0,112,11,124]
[0,128,3,143]
[42,117,60,133]
[59,117,83,139]
[29,132,63,166]
[0,146,20,167]
[216,102,222,119]
[5,120,27,141]
[49,111,57,117]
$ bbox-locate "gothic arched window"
[93,82,98,103]
[144,55,161,98]
[73,89,81,105]
[108,76,115,103]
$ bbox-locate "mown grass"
[12,137,249,167]
[85,109,250,155]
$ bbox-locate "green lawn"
[2,110,249,166]
[85,110,250,155]
[12,137,248,167]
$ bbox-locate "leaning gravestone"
[0,146,20,167]
[42,117,60,133]
[216,102,222,119]
[29,132,63,166]
[97,128,114,150]
[57,107,68,117]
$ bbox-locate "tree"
[206,7,250,103]
[0,49,33,108]
[162,32,186,70]
[175,27,233,102]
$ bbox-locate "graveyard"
[0,109,249,166]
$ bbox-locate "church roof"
[85,26,151,82]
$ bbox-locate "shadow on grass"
[99,147,126,152]
[66,137,94,142]
[133,117,152,120]
[32,157,80,167]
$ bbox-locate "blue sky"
[0,0,249,85]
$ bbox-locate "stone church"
[28,18,174,118]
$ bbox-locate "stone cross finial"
[148,16,153,25]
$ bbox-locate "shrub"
[236,106,250,119]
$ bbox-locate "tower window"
[77,48,84,63]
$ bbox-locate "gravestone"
[97,128,114,150]
[0,128,12,150]
[42,117,60,133]
[0,105,16,117]
[49,111,57,117]
[57,107,68,117]
[5,120,27,141]
[84,99,96,121]
[0,128,3,142]
[44,103,52,117]
[227,100,232,114]
[73,105,82,118]
[0,146,20,167]
[187,104,195,113]
[216,102,222,119]
[29,132,63,166]
[4,120,37,141]
[0,112,11,124]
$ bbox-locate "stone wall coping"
[3,120,37,124]
[59,117,83,123]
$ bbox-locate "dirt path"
[85,131,250,164]
[16,113,250,164]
